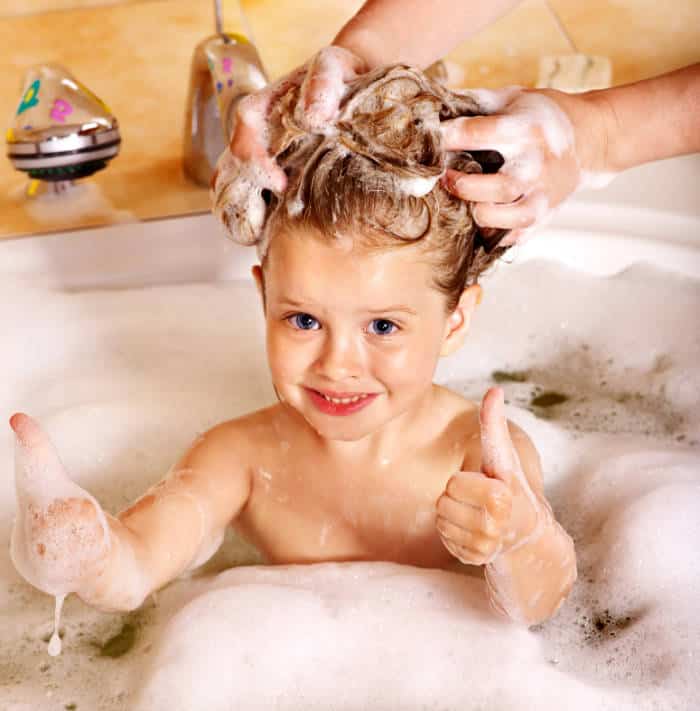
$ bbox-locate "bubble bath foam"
[0,216,698,710]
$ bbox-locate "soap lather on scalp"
[212,62,510,257]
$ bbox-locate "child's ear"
[440,285,481,357]
[251,265,266,310]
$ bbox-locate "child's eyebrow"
[276,297,417,316]
[277,297,314,309]
[366,306,418,316]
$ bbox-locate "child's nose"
[315,332,363,381]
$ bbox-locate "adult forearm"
[485,519,577,625]
[589,63,700,173]
[333,0,521,69]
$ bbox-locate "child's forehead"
[266,224,425,265]
[263,226,438,304]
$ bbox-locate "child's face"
[255,228,476,442]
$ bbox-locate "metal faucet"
[183,2,268,186]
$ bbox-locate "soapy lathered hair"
[213,64,510,311]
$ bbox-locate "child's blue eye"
[368,319,398,336]
[289,313,320,330]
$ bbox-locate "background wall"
[1,0,698,239]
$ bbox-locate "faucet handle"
[183,33,267,187]
[206,33,267,139]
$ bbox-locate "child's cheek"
[266,323,312,384]
[373,334,441,390]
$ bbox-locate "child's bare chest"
[234,449,462,568]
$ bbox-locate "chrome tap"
[183,18,268,186]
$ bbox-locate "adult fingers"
[442,169,525,204]
[497,227,537,248]
[228,93,287,192]
[473,192,549,230]
[301,47,367,128]
[441,114,527,152]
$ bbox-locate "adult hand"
[214,47,368,194]
[440,88,607,245]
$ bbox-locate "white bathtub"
[1,155,698,711]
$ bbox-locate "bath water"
[0,252,698,709]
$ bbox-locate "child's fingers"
[439,532,500,567]
[479,388,519,484]
[442,471,512,523]
[10,412,68,481]
[435,494,501,537]
[441,169,525,204]
[10,412,42,446]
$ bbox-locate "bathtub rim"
[0,204,698,290]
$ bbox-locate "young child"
[10,65,576,627]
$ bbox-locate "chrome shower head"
[6,64,121,183]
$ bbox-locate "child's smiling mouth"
[304,387,379,416]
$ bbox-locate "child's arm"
[436,388,576,624]
[10,414,251,612]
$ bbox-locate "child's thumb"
[479,387,516,484]
[10,413,71,489]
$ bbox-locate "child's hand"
[10,413,111,596]
[440,88,606,246]
[436,387,545,566]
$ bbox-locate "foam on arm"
[484,425,577,625]
[87,427,253,610]
[10,414,251,613]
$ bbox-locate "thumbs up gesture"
[436,388,545,567]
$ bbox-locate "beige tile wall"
[0,0,143,16]
[1,0,698,239]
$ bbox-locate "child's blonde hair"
[216,65,511,311]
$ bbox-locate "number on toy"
[17,80,40,115]
[50,99,73,123]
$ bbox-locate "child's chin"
[306,415,377,442]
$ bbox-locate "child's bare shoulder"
[436,385,543,488]
[434,384,480,424]
[178,404,290,474]
[432,384,480,458]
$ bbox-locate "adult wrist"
[580,89,620,174]
[332,26,385,70]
